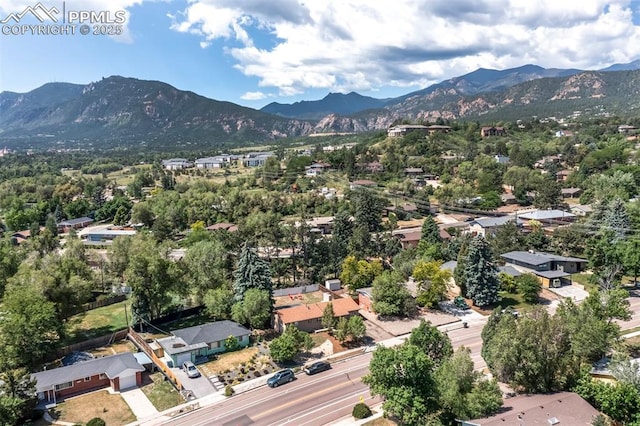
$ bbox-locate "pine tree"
[233,244,272,302]
[420,215,441,246]
[321,303,336,330]
[464,236,499,307]
[603,197,630,242]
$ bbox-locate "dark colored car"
[267,369,295,387]
[454,296,470,310]
[303,361,331,375]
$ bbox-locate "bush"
[87,418,106,426]
[352,402,372,419]
[224,385,235,397]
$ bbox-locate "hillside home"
[404,167,424,177]
[32,352,144,402]
[57,217,94,233]
[618,124,637,134]
[305,216,335,235]
[155,320,251,367]
[363,161,385,173]
[349,179,377,190]
[480,126,506,137]
[570,204,593,216]
[305,162,331,177]
[243,152,275,167]
[162,158,192,170]
[273,297,360,333]
[195,157,225,169]
[78,226,136,244]
[206,222,238,232]
[387,124,429,138]
[466,216,522,238]
[561,187,583,199]
[426,125,451,134]
[518,209,576,225]
[500,251,588,288]
[494,155,510,164]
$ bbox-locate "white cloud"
[240,90,267,100]
[169,0,640,94]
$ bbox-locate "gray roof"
[470,216,521,228]
[356,287,373,298]
[57,216,93,226]
[441,260,457,271]
[497,265,522,277]
[535,270,570,279]
[501,251,587,266]
[157,320,250,355]
[31,352,144,393]
[518,209,576,220]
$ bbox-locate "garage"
[175,352,192,368]
[118,372,137,390]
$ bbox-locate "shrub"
[224,385,235,397]
[87,418,106,426]
[352,402,372,419]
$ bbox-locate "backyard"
[65,299,132,344]
[50,390,136,425]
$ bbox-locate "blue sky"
[2,0,640,109]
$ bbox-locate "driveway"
[120,387,158,420]
[548,284,589,302]
[172,367,216,398]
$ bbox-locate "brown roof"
[465,392,599,426]
[206,222,238,232]
[351,179,377,186]
[275,297,359,324]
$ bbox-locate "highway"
[165,321,487,426]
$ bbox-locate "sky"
[2,0,640,109]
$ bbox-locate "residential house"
[387,124,429,138]
[466,216,522,238]
[57,216,94,233]
[561,187,582,199]
[392,226,452,249]
[10,229,33,244]
[500,251,588,287]
[363,161,384,173]
[162,158,192,170]
[305,162,331,177]
[556,169,572,182]
[480,126,506,137]
[590,356,640,384]
[534,155,561,169]
[570,204,593,216]
[306,216,335,235]
[404,167,424,177]
[461,392,599,426]
[195,157,225,169]
[494,155,510,164]
[500,193,517,205]
[349,179,377,190]
[243,152,275,167]
[426,125,451,135]
[618,124,638,134]
[518,209,576,225]
[206,222,238,232]
[31,352,144,402]
[384,202,418,218]
[155,320,251,367]
[273,297,360,333]
[78,226,136,244]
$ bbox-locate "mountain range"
[2,61,640,150]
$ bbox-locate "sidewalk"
[120,387,161,420]
[329,403,385,426]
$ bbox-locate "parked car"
[454,296,470,310]
[303,361,331,375]
[267,369,295,387]
[182,361,201,378]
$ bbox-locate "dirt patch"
[274,291,325,307]
[199,347,260,376]
[89,340,136,357]
[51,390,136,425]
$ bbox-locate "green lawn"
[141,372,184,412]
[497,291,527,310]
[570,273,598,293]
[65,299,132,344]
[165,313,213,332]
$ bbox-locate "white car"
[182,361,201,378]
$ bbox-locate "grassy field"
[141,372,184,412]
[52,390,136,425]
[65,299,132,344]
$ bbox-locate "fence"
[128,327,183,391]
[65,294,128,318]
[273,284,319,297]
[54,328,130,359]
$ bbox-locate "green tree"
[407,319,452,364]
[412,260,451,308]
[184,239,233,300]
[372,270,416,317]
[517,273,542,304]
[224,335,240,352]
[0,284,61,369]
[204,286,234,320]
[488,220,524,257]
[269,326,313,362]
[351,189,384,233]
[0,367,37,425]
[339,256,383,294]
[335,317,349,343]
[464,236,499,307]
[233,244,272,302]
[231,288,272,329]
[321,303,336,330]
[574,373,640,425]
[417,215,442,258]
[347,315,367,343]
[363,343,438,425]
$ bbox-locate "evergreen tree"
[420,215,441,246]
[603,197,630,242]
[351,189,383,233]
[233,244,272,302]
[454,237,471,297]
[321,303,336,330]
[464,236,499,307]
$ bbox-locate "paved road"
[167,355,379,426]
[619,288,640,332]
